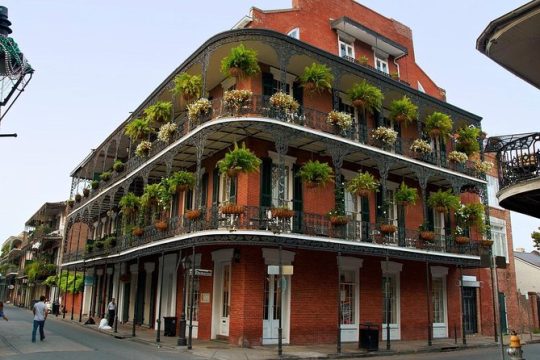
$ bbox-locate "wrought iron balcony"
[63,205,487,264]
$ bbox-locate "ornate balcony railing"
[70,94,483,212]
[63,205,485,263]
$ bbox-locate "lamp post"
[177,253,189,346]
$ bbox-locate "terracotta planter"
[434,205,447,213]
[227,168,241,178]
[132,227,144,237]
[380,224,397,234]
[355,189,371,197]
[429,128,441,138]
[228,67,245,78]
[177,184,190,192]
[302,82,316,93]
[481,239,494,247]
[221,204,245,215]
[155,220,168,231]
[394,113,408,123]
[352,99,365,109]
[271,208,295,219]
[83,188,90,197]
[455,236,470,245]
[419,231,435,242]
[185,209,201,220]
[330,215,349,226]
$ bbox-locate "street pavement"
[0,305,203,360]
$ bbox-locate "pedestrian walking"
[0,301,8,321]
[32,295,48,342]
[107,298,116,327]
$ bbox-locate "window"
[269,67,295,96]
[490,217,508,261]
[340,270,356,325]
[487,175,501,208]
[382,275,397,324]
[375,55,389,74]
[287,27,299,39]
[338,37,354,59]
[432,278,445,323]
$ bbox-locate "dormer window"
[338,35,355,60]
[287,27,300,39]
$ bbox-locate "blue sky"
[0,0,537,251]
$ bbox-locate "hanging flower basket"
[221,203,245,215]
[185,209,201,221]
[481,239,494,247]
[352,98,365,109]
[155,220,168,231]
[419,231,435,242]
[132,227,144,237]
[75,194,82,202]
[226,167,242,178]
[330,215,349,226]
[434,206,447,213]
[228,67,244,78]
[356,189,371,197]
[83,188,90,197]
[380,224,397,234]
[455,236,470,245]
[271,207,295,219]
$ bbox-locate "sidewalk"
[49,312,540,360]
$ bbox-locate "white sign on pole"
[267,265,294,275]
[189,269,213,277]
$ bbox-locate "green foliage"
[389,96,418,125]
[298,160,334,187]
[58,272,84,293]
[395,182,418,206]
[100,171,112,182]
[144,101,172,125]
[347,80,384,113]
[25,260,56,282]
[91,180,99,190]
[119,192,140,216]
[166,170,195,192]
[462,202,485,226]
[425,112,453,138]
[346,172,379,195]
[220,44,260,78]
[103,236,117,249]
[455,126,481,155]
[113,159,125,172]
[427,189,461,213]
[217,142,262,175]
[533,227,540,250]
[299,62,334,93]
[2,242,11,256]
[124,117,152,142]
[43,275,58,287]
[172,72,202,100]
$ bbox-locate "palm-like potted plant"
[100,171,112,182]
[347,80,384,113]
[113,159,125,173]
[427,189,461,213]
[166,170,195,192]
[395,182,418,207]
[217,142,262,177]
[346,171,379,197]
[220,43,261,78]
[462,202,485,226]
[144,101,172,125]
[172,72,202,101]
[125,117,152,142]
[389,96,418,125]
[298,160,334,188]
[424,111,453,139]
[299,62,334,94]
[119,192,141,235]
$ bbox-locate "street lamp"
[177,256,190,346]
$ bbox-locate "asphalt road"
[0,305,203,360]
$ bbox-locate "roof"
[25,201,66,227]
[477,0,540,89]
[515,250,540,268]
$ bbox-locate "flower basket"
[67,199,75,208]
[223,89,252,115]
[380,224,397,234]
[83,188,90,197]
[269,92,299,113]
[371,126,398,146]
[186,209,201,220]
[221,203,245,215]
[455,236,470,245]
[481,239,494,247]
[132,227,144,237]
[326,111,352,129]
[448,151,468,164]
[135,141,152,158]
[155,220,168,231]
[228,67,244,78]
[271,208,295,219]
[330,215,349,226]
[419,231,435,242]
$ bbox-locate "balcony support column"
[375,157,394,222]
[328,145,349,216]
[414,167,434,226]
[140,167,151,187]
[200,50,210,97]
[276,48,293,92]
[163,149,178,177]
[274,134,289,207]
[189,131,207,210]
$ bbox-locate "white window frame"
[338,36,355,59]
[268,151,296,208]
[487,175,502,209]
[269,67,296,96]
[287,27,300,39]
[431,266,448,338]
[490,216,509,262]
[381,260,402,340]
[417,81,425,93]
[374,54,389,74]
[339,257,363,342]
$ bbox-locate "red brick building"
[61,0,519,347]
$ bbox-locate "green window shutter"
[262,72,274,98]
[229,177,237,203]
[360,195,370,241]
[293,81,303,108]
[184,189,193,211]
[376,185,384,223]
[201,173,208,209]
[260,158,272,208]
[293,164,303,232]
[212,169,220,206]
[427,207,434,231]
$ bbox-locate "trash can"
[52,302,60,315]
[359,323,379,351]
[163,316,177,336]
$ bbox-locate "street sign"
[267,265,294,275]
[189,269,213,277]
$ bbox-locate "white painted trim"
[269,67,297,85]
[268,151,297,166]
[212,248,234,262]
[262,248,295,265]
[380,260,403,274]
[221,77,236,91]
[340,256,363,268]
[430,266,448,277]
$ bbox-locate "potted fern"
[113,159,125,173]
[91,180,99,190]
[144,101,172,125]
[166,170,195,192]
[125,117,152,142]
[395,182,418,207]
[346,171,379,197]
[427,189,460,213]
[100,171,112,182]
[425,111,453,139]
[119,192,141,235]
[389,96,418,125]
[298,160,334,188]
[299,62,334,94]
[172,72,202,101]
[455,126,481,156]
[220,43,260,78]
[347,80,384,113]
[217,142,261,177]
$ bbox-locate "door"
[262,275,291,344]
[218,263,231,337]
[432,277,448,338]
[122,283,130,322]
[340,269,359,342]
[382,274,400,340]
[463,287,478,334]
[498,292,508,334]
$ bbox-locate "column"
[143,262,155,326]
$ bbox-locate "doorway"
[262,275,291,344]
[463,287,478,334]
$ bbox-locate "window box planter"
[154,220,168,232]
[186,209,201,221]
[329,215,349,226]
[221,203,245,215]
[419,231,435,242]
[455,236,470,245]
[132,227,144,237]
[271,207,295,219]
[380,224,397,234]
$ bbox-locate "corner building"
[62,0,518,346]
